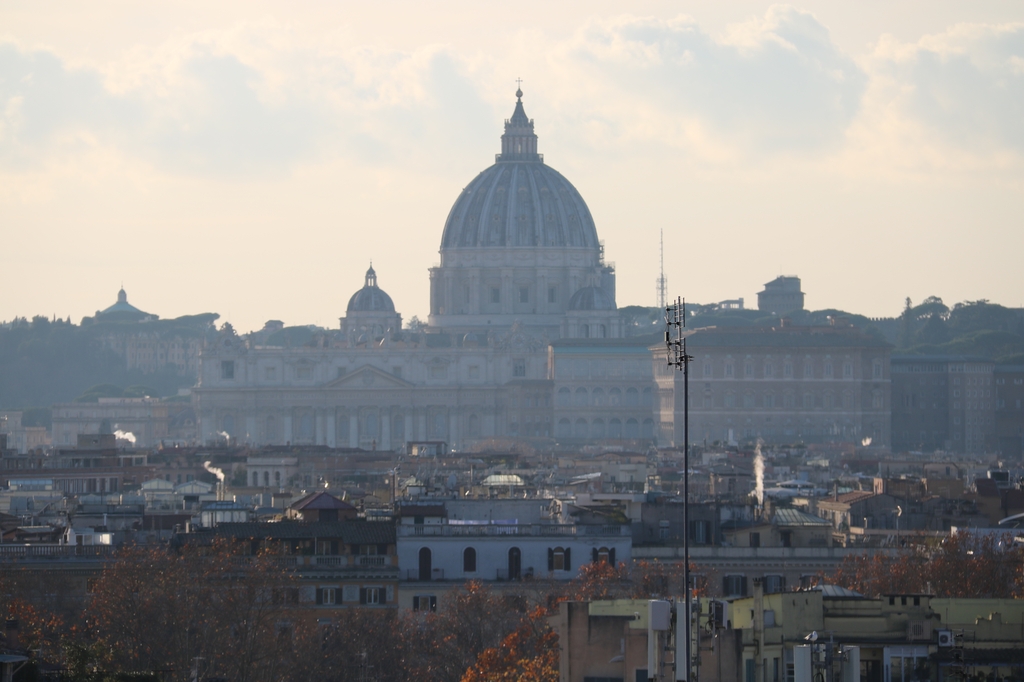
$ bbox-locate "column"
[326,410,336,448]
[405,413,414,446]
[349,414,359,448]
[245,416,257,445]
[381,411,391,451]
[449,411,458,448]
[315,410,324,445]
[283,414,293,444]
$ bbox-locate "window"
[548,547,571,571]
[412,595,437,612]
[315,587,337,605]
[873,362,883,379]
[843,363,853,378]
[750,532,760,548]
[784,363,793,377]
[574,387,589,406]
[264,366,276,380]
[221,360,235,380]
[725,363,734,378]
[594,547,615,565]
[359,587,383,605]
[463,547,477,573]
[548,286,557,303]
[764,575,786,594]
[703,364,712,377]
[745,363,754,377]
[764,364,773,378]
[296,366,313,380]
[490,287,500,303]
[519,287,529,303]
[723,575,747,597]
[513,359,526,377]
[824,363,833,378]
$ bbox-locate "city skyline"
[2,1,1023,333]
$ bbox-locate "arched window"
[263,471,270,487]
[625,388,639,406]
[574,387,589,406]
[581,324,590,338]
[252,471,259,486]
[548,546,571,571]
[609,388,622,405]
[508,547,521,581]
[599,325,607,338]
[574,418,588,439]
[419,547,432,581]
[593,547,616,565]
[592,419,605,438]
[609,418,622,438]
[463,547,477,573]
[557,418,571,438]
[625,418,639,439]
[592,387,606,405]
[642,418,654,439]
[642,387,653,407]
[557,387,571,406]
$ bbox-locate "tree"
[87,541,297,682]
[461,607,559,682]
[825,532,1024,598]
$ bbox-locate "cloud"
[0,35,494,177]
[557,7,867,154]
[872,22,1024,153]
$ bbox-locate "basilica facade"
[193,91,891,450]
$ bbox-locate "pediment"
[325,364,414,389]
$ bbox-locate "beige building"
[193,93,893,452]
[51,397,171,447]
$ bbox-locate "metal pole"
[665,297,693,682]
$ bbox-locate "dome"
[347,265,396,313]
[440,90,599,251]
[568,286,616,311]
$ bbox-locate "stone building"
[890,355,996,454]
[193,92,893,451]
[654,325,892,448]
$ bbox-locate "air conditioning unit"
[937,629,954,647]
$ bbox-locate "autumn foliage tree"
[825,531,1024,598]
[86,540,296,682]
[460,607,559,682]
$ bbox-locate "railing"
[399,524,629,538]
[404,568,445,581]
[357,555,386,567]
[0,544,118,560]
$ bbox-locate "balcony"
[398,523,629,538]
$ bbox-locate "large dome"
[440,90,599,251]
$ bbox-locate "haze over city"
[3,1,1023,332]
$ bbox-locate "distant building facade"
[891,356,996,454]
[193,95,890,451]
[994,364,1024,457]
[757,276,804,315]
[655,325,892,447]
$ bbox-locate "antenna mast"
[656,229,668,309]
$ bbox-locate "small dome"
[568,286,615,311]
[347,265,396,313]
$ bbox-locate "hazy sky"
[3,1,1022,332]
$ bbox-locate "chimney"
[4,619,19,651]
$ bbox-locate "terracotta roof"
[290,491,357,511]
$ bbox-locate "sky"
[2,1,1023,332]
